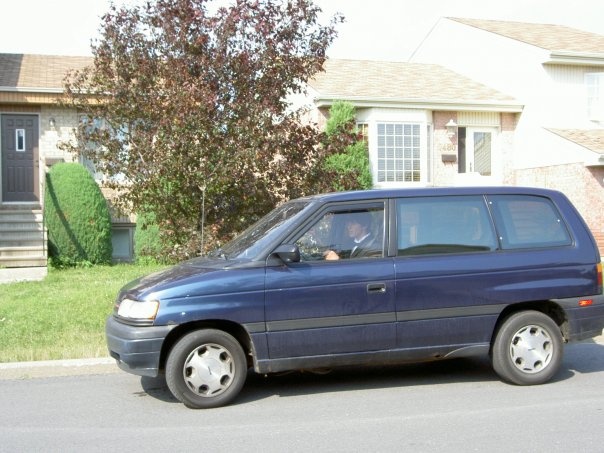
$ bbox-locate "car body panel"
[106,186,604,379]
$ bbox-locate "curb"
[1,335,601,380]
[0,357,119,380]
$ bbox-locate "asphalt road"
[1,338,603,453]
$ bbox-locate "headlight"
[117,298,160,321]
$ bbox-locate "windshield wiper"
[211,248,228,260]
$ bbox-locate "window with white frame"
[377,123,421,182]
[586,73,604,120]
[357,122,369,142]
[78,115,104,180]
[78,115,129,183]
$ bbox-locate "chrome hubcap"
[509,324,553,374]
[183,343,235,397]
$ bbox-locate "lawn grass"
[0,263,167,363]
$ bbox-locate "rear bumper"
[105,316,175,377]
[556,295,604,342]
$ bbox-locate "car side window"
[396,196,497,256]
[295,205,385,261]
[488,195,572,249]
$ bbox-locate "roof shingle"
[548,129,604,155]
[0,54,92,91]
[309,59,516,103]
[449,18,604,54]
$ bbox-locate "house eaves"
[310,59,521,113]
[314,95,523,113]
[449,18,604,67]
[0,86,64,94]
[545,51,604,67]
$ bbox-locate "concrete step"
[0,222,45,231]
[0,256,47,268]
[0,232,46,248]
[0,207,47,269]
[0,246,47,258]
[0,210,43,221]
[0,229,46,241]
[0,241,45,249]
[0,266,47,284]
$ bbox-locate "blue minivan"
[106,187,604,408]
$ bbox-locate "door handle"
[367,283,386,294]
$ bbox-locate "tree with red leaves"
[63,0,343,260]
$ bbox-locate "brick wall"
[39,106,79,165]
[500,113,519,185]
[515,163,604,256]
[432,112,459,184]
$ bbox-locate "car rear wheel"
[166,329,247,409]
[492,310,563,385]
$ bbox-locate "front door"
[457,127,499,183]
[1,114,39,202]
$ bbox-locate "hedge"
[44,163,113,266]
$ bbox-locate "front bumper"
[105,316,176,377]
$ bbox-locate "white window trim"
[369,120,430,188]
[586,72,604,121]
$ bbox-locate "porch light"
[49,118,56,129]
[446,119,458,137]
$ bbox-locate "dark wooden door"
[1,114,39,202]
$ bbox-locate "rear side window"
[488,195,572,249]
[396,196,497,256]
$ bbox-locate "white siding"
[544,64,604,128]
[458,112,500,127]
[411,18,604,169]
[410,18,550,102]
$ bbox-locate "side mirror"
[272,244,300,264]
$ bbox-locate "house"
[409,18,604,252]
[306,59,523,189]
[0,54,135,278]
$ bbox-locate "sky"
[1,0,603,61]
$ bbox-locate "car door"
[393,195,502,350]
[264,201,396,360]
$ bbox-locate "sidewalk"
[0,357,118,380]
[0,267,47,284]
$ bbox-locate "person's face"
[346,221,365,240]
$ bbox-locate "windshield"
[218,200,309,260]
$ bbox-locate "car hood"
[118,257,260,301]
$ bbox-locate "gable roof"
[309,59,521,112]
[548,129,604,155]
[448,18,604,61]
[0,53,92,93]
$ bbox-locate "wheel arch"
[490,300,569,353]
[159,320,255,372]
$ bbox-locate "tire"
[492,310,563,385]
[166,329,247,409]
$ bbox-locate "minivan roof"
[303,186,564,203]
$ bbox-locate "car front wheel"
[166,329,247,409]
[492,310,563,385]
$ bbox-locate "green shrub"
[325,140,373,190]
[44,163,112,266]
[324,101,372,191]
[134,210,163,263]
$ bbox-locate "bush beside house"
[44,163,113,266]
[134,210,164,263]
[324,101,372,191]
